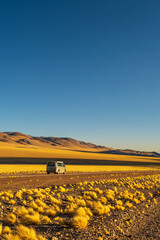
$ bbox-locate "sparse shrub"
[105,189,115,201]
[99,196,107,204]
[64,203,78,215]
[70,215,88,228]
[21,212,41,225]
[15,191,22,200]
[16,206,28,217]
[54,216,67,225]
[41,215,51,224]
[29,201,38,210]
[75,198,86,207]
[37,206,44,214]
[14,225,47,240]
[48,196,61,205]
[4,213,17,225]
[9,199,16,205]
[2,226,11,234]
[59,186,65,192]
[0,223,2,235]
[125,201,133,208]
[28,196,33,201]
[35,199,47,208]
[65,195,74,202]
[45,208,57,217]
[94,188,103,195]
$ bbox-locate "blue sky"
[0,0,160,152]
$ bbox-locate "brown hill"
[1,132,111,151]
[0,132,160,157]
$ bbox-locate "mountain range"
[0,132,159,158]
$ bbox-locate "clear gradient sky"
[0,0,160,152]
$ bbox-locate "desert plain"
[0,132,160,239]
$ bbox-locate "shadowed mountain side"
[0,157,160,166]
[100,150,160,158]
[66,149,160,158]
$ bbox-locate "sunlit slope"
[0,142,160,163]
[1,132,160,159]
[0,132,110,152]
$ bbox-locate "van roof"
[47,161,64,163]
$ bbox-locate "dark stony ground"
[0,171,160,240]
[38,178,160,240]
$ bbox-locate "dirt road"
[1,170,160,191]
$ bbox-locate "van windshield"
[48,162,55,166]
[57,163,64,167]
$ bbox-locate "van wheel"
[47,172,50,174]
[63,171,65,174]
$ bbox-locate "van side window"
[48,162,55,166]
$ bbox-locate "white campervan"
[46,161,66,174]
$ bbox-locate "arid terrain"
[0,170,160,239]
[0,132,160,173]
[0,132,160,164]
[0,132,160,239]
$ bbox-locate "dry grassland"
[0,164,159,175]
[0,142,160,163]
[0,173,159,239]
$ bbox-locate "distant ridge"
[0,131,160,158]
[100,149,160,158]
[1,132,111,151]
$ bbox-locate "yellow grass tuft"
[37,206,44,214]
[35,199,47,208]
[15,225,47,240]
[16,206,28,217]
[75,198,86,206]
[75,207,87,217]
[41,215,52,224]
[125,201,133,208]
[15,191,22,199]
[65,195,74,202]
[54,216,66,225]
[84,207,93,217]
[21,212,41,225]
[92,201,110,215]
[71,215,88,228]
[2,226,12,234]
[4,213,17,224]
[48,196,61,205]
[1,233,21,240]
[59,186,66,192]
[15,225,37,239]
[9,199,16,205]
[153,198,157,204]
[45,208,57,217]
[1,225,47,240]
[64,203,78,215]
[0,223,2,235]
[29,201,38,210]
